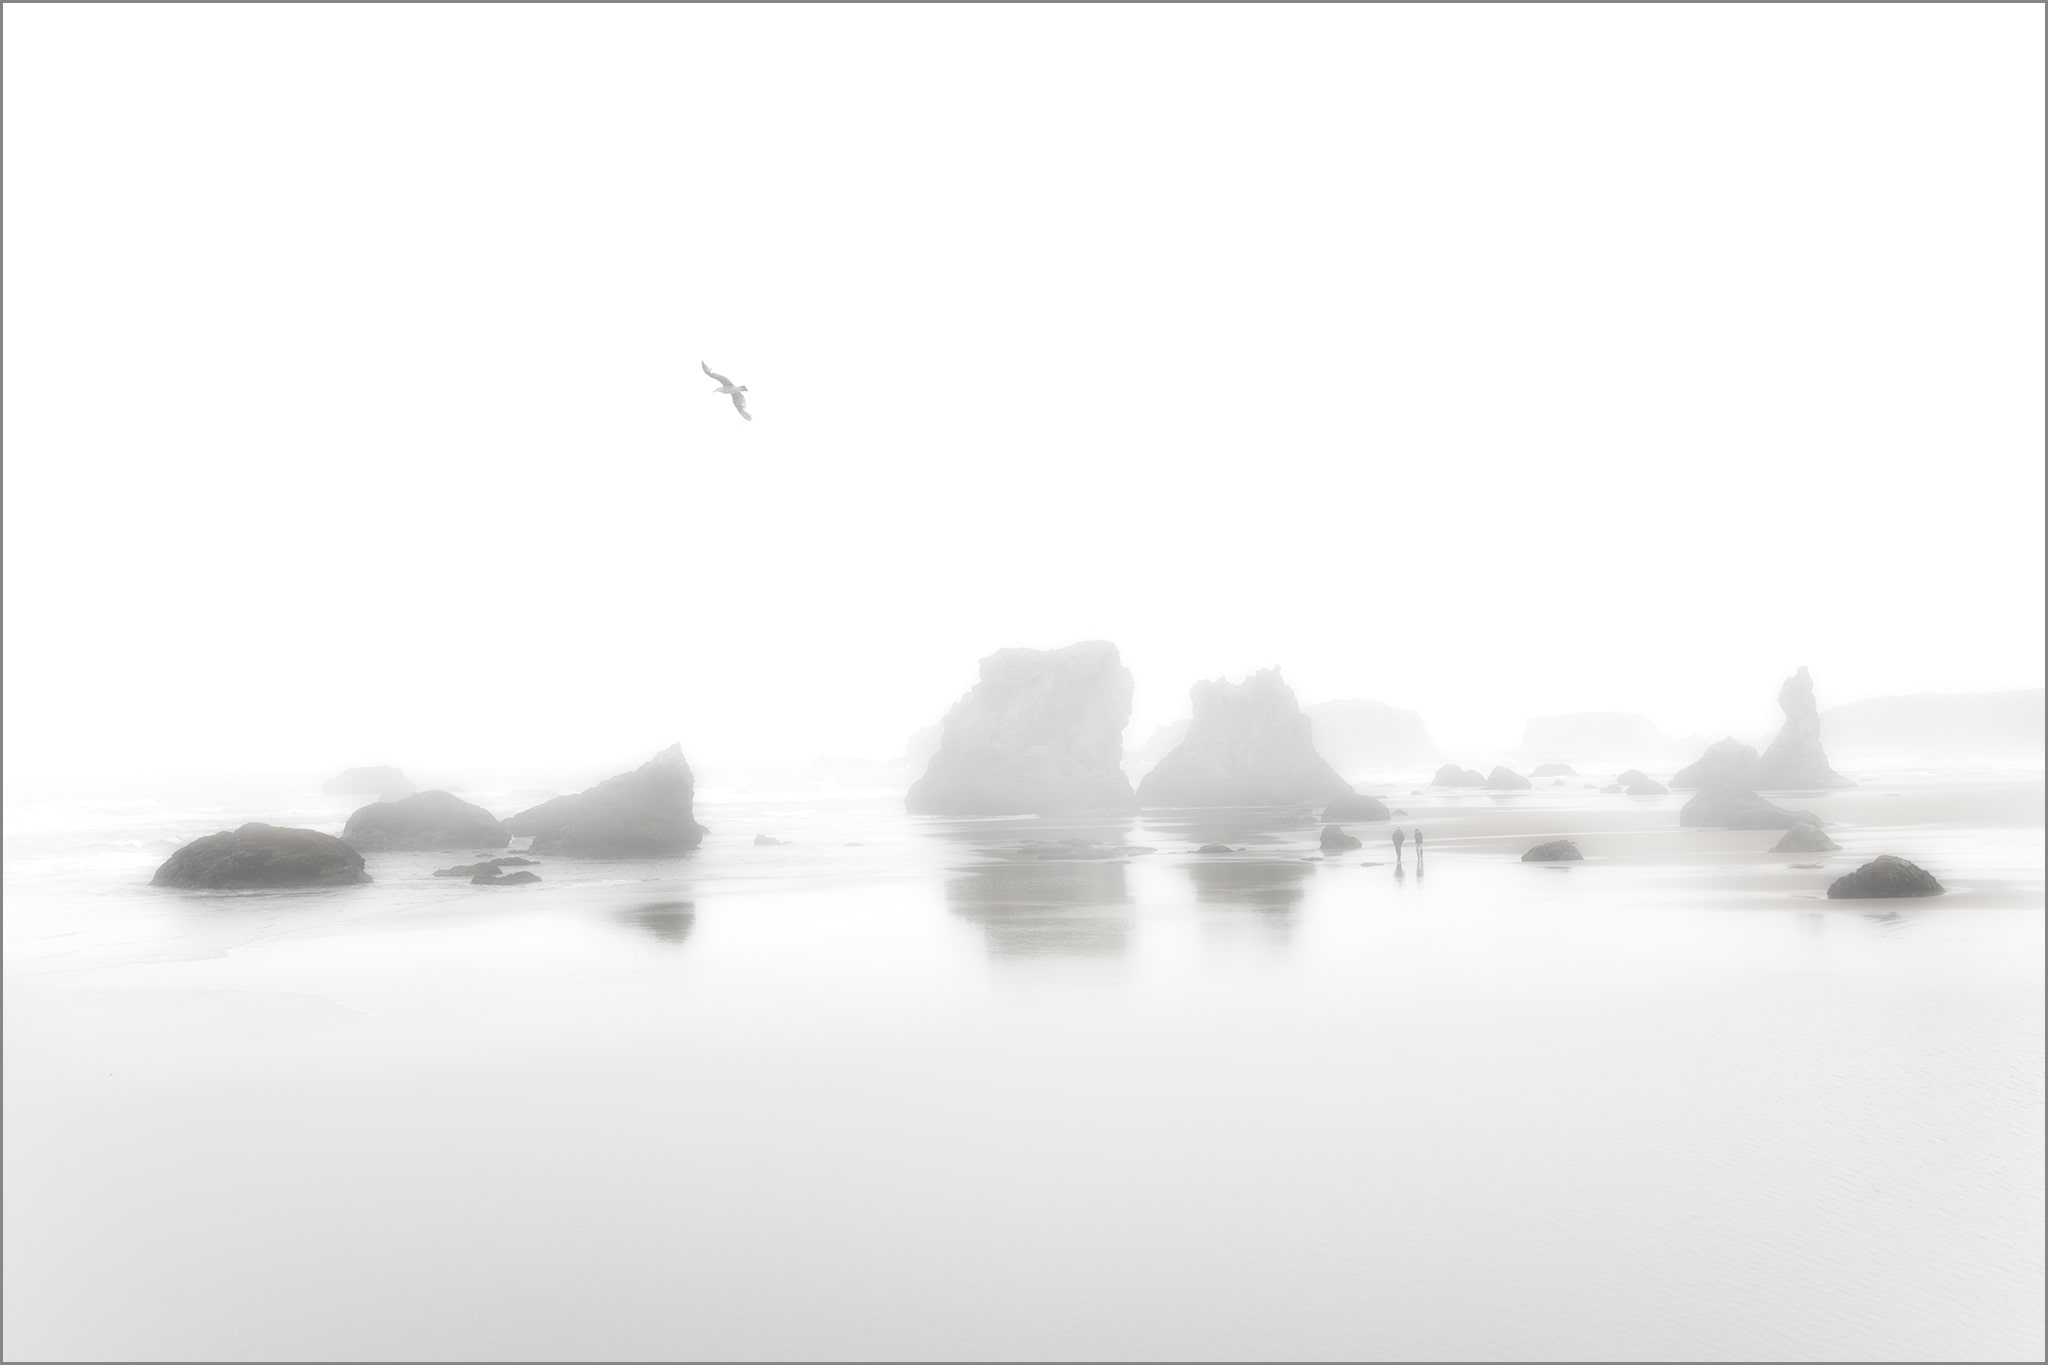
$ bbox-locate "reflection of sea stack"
[907,641,1137,816]
[1135,669,1349,808]
[1751,666,1852,789]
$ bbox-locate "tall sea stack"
[906,641,1137,816]
[1750,666,1852,789]
[1135,669,1349,808]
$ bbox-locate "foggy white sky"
[5,3,2043,781]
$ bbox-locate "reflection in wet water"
[945,858,1134,959]
[619,900,696,945]
[1184,857,1311,945]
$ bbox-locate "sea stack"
[507,744,707,855]
[1750,666,1852,789]
[1671,738,1759,791]
[342,791,509,852]
[906,641,1137,816]
[1135,669,1349,808]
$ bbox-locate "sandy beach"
[4,769,2041,1362]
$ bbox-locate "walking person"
[1392,827,1406,863]
[1413,828,1425,861]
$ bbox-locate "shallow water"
[4,771,2043,1361]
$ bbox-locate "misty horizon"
[5,4,2042,786]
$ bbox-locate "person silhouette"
[1413,828,1425,860]
[1392,827,1406,863]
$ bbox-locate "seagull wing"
[701,360,735,387]
[731,390,751,420]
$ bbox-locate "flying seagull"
[701,360,751,421]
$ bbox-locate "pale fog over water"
[6,3,2046,1362]
[4,764,2042,1361]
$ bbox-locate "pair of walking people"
[1392,827,1424,862]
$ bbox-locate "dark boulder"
[1521,839,1583,862]
[1679,788,1823,830]
[507,744,707,856]
[1432,764,1486,787]
[1319,825,1363,851]
[322,765,415,801]
[471,869,542,886]
[1773,824,1841,853]
[1196,843,1235,854]
[1622,772,1669,796]
[343,791,508,852]
[1531,763,1577,777]
[433,861,504,878]
[753,834,787,846]
[1322,791,1391,822]
[1826,855,1942,899]
[1486,766,1532,791]
[153,823,370,889]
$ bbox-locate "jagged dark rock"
[1773,824,1841,853]
[1319,825,1362,851]
[1532,763,1577,777]
[471,869,542,886]
[1671,738,1760,791]
[343,791,508,852]
[1826,855,1942,899]
[1432,764,1486,787]
[506,745,707,856]
[1521,839,1583,862]
[1679,788,1824,830]
[1322,791,1391,822]
[322,765,415,802]
[1621,771,1669,796]
[433,861,504,878]
[1135,669,1348,808]
[753,834,787,846]
[908,641,1136,816]
[1752,666,1852,790]
[1486,766,1532,791]
[153,823,370,889]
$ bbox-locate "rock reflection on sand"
[945,859,1134,959]
[619,899,696,944]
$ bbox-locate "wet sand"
[3,774,2041,1361]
